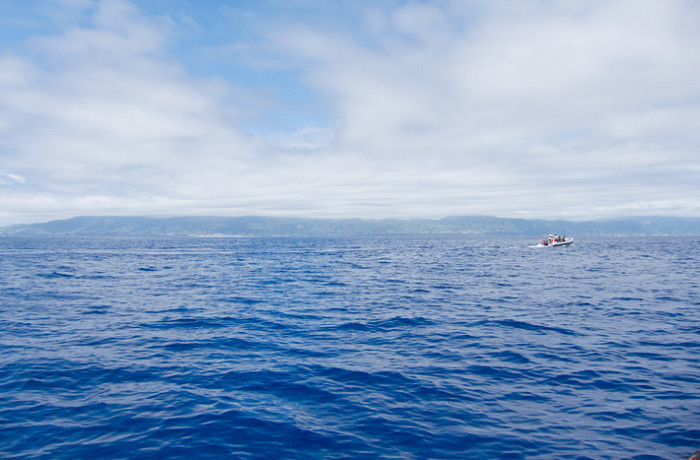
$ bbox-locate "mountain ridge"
[1,215,699,237]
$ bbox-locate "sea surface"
[0,236,698,459]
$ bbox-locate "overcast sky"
[1,0,698,224]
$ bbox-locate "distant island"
[1,215,699,237]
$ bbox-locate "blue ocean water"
[0,236,698,459]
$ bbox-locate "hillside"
[1,215,699,237]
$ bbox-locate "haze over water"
[1,236,698,459]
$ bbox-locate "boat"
[538,234,573,247]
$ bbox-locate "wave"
[2,236,698,459]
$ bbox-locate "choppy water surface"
[1,237,698,459]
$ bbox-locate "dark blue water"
[1,237,698,459]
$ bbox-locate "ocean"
[0,236,698,459]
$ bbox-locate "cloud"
[279,1,699,148]
[0,172,26,185]
[264,0,700,216]
[0,0,698,224]
[1,0,262,221]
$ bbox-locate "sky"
[1,0,699,225]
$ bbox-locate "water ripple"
[1,236,698,459]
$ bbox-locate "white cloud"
[1,0,261,213]
[0,0,698,224]
[264,0,699,215]
[0,172,26,185]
